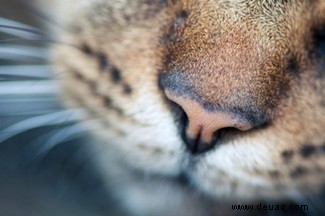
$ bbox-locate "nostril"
[176,103,223,154]
[164,90,256,155]
[196,130,221,154]
[183,129,221,154]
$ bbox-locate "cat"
[1,0,324,215]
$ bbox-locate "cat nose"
[165,90,254,154]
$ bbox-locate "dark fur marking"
[69,69,124,115]
[138,144,149,150]
[165,10,188,43]
[71,70,100,95]
[281,150,294,162]
[314,26,325,57]
[103,96,113,107]
[124,15,131,21]
[290,166,307,178]
[71,70,98,94]
[143,0,168,19]
[252,168,262,175]
[87,80,97,94]
[286,55,300,76]
[111,67,122,83]
[269,170,280,178]
[72,70,84,81]
[146,0,167,6]
[103,96,123,115]
[69,24,82,34]
[315,166,323,172]
[299,144,317,158]
[175,10,188,28]
[123,83,132,94]
[321,99,325,108]
[320,144,325,153]
[152,147,163,154]
[313,26,325,77]
[97,52,109,70]
[80,43,93,55]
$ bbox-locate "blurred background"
[0,1,122,215]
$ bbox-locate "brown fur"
[42,0,325,203]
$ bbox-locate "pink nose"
[165,90,253,154]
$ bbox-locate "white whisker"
[0,96,57,103]
[0,110,62,116]
[34,119,102,162]
[0,17,44,39]
[0,80,58,95]
[0,38,56,45]
[0,109,88,143]
[0,65,52,79]
[0,45,48,61]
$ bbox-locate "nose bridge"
[162,51,259,111]
[164,22,261,102]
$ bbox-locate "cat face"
[47,0,325,200]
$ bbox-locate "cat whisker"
[12,0,63,31]
[0,25,44,41]
[0,94,56,104]
[0,17,45,39]
[0,38,77,48]
[0,109,62,117]
[0,109,88,143]
[0,93,61,116]
[0,18,80,50]
[0,37,48,46]
[0,19,96,57]
[0,45,48,61]
[33,119,103,163]
[0,65,52,79]
[0,80,57,95]
[0,38,43,43]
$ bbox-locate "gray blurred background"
[0,1,122,215]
